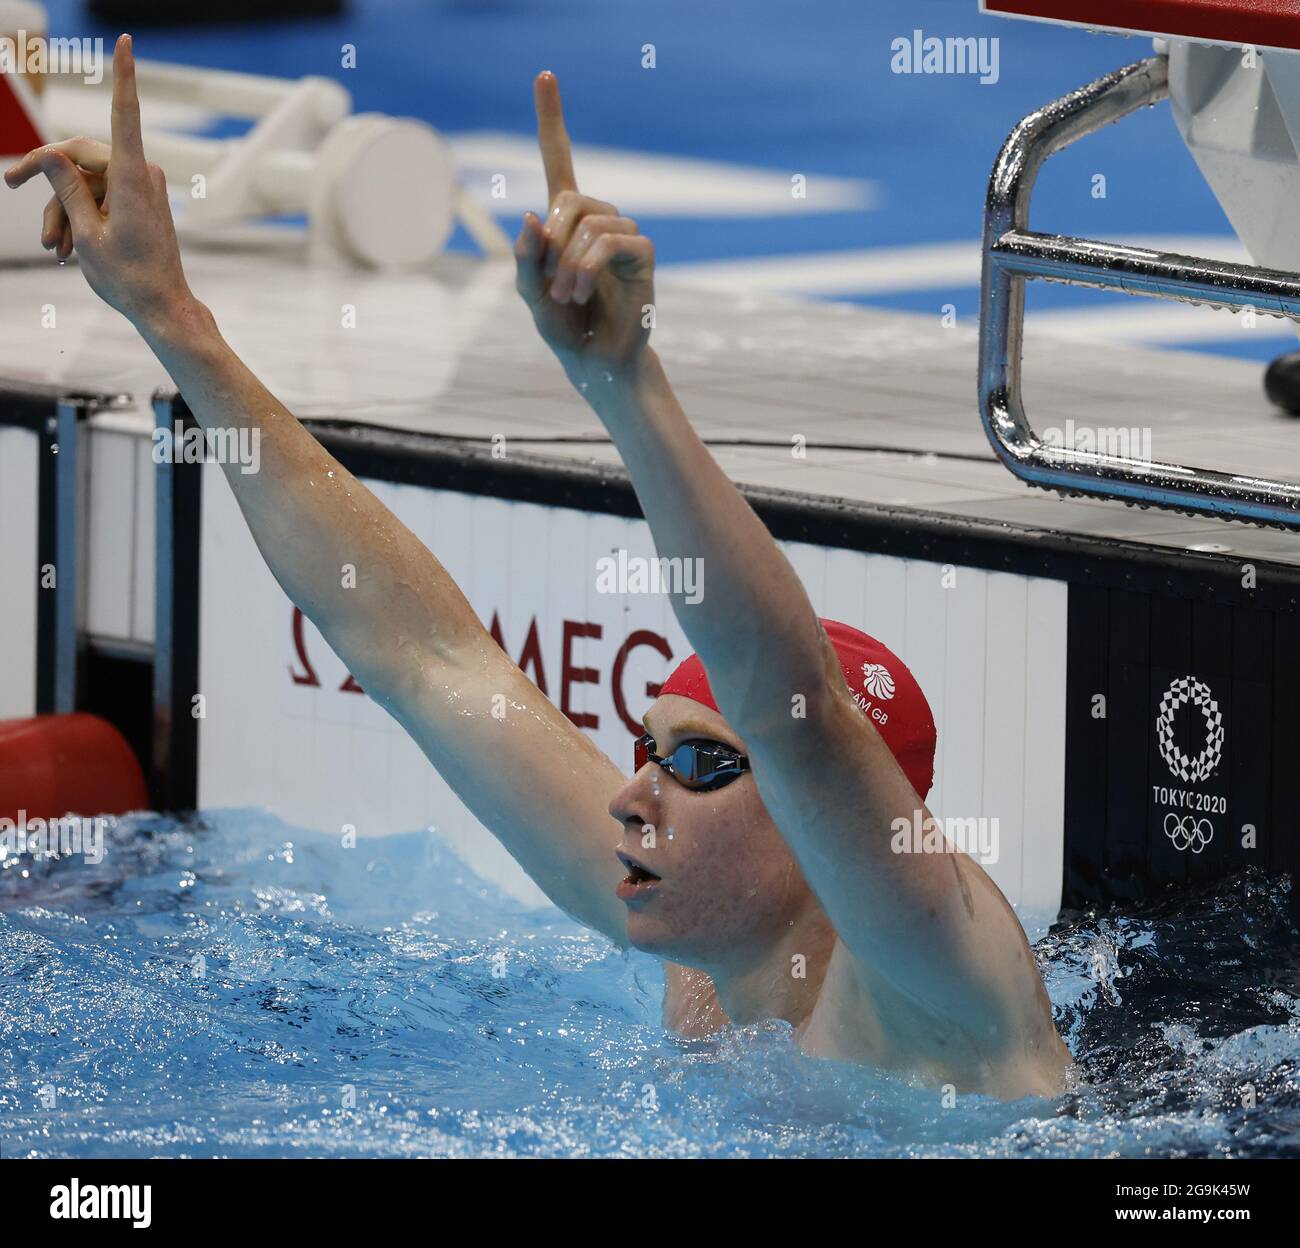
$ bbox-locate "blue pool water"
[1,810,1297,1158]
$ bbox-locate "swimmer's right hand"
[3,34,195,336]
[515,71,656,395]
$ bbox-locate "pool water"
[1,810,1297,1158]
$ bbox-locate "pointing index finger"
[534,71,577,205]
[110,34,147,176]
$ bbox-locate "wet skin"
[4,42,1072,1100]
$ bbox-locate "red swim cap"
[655,619,937,800]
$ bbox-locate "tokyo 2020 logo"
[1155,676,1223,784]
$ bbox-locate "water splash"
[0,811,1295,1158]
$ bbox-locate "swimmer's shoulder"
[799,938,1072,1098]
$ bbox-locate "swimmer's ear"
[533,71,578,202]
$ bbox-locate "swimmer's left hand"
[515,71,656,393]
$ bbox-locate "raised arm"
[3,37,631,945]
[518,71,1061,1054]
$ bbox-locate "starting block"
[980,0,1300,527]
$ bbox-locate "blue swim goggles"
[633,733,750,792]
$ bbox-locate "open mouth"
[616,850,661,901]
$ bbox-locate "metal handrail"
[979,55,1300,528]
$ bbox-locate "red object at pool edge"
[0,714,148,822]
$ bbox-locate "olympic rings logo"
[1163,813,1214,853]
[1155,676,1223,783]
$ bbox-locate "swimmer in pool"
[6,36,1072,1100]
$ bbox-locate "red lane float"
[0,714,148,822]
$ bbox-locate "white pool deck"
[1,243,1299,570]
